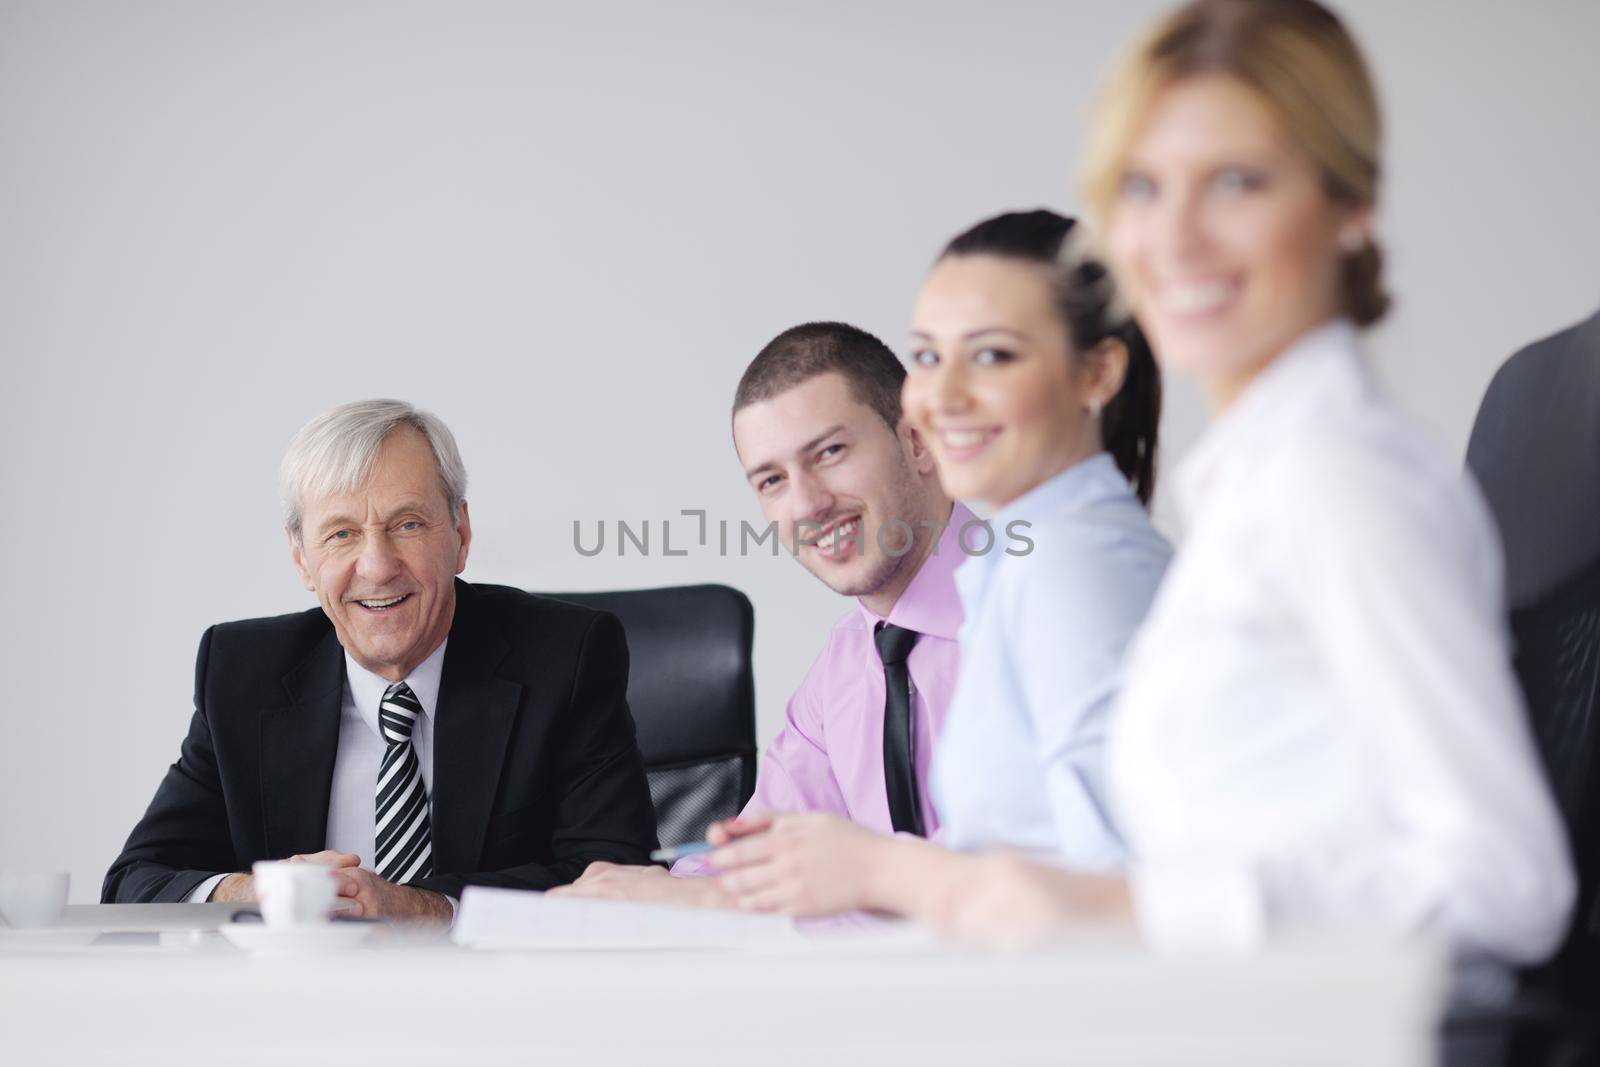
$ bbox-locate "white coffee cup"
[0,872,70,929]
[252,861,338,927]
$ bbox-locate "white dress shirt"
[325,641,446,867]
[1108,319,1575,963]
[187,640,448,902]
[931,453,1170,867]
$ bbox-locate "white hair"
[279,399,468,540]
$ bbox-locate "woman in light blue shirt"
[915,211,1171,868]
[708,210,1170,917]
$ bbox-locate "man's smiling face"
[289,425,471,681]
[733,371,930,607]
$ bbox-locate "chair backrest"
[1465,306,1600,608]
[536,584,757,848]
[1466,310,1600,1023]
[1508,563,1600,991]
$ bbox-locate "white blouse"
[1108,319,1575,963]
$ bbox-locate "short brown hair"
[1082,0,1390,326]
[733,321,905,429]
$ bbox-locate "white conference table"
[0,905,1446,1066]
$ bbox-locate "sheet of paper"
[452,886,801,950]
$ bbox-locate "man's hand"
[209,872,255,903]
[206,851,362,903]
[206,851,363,902]
[548,861,735,909]
[333,867,453,924]
[290,850,361,869]
[707,811,893,917]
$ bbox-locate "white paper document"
[452,886,802,950]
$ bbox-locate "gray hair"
[279,399,468,540]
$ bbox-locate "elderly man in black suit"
[104,399,658,920]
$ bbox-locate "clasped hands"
[210,850,453,924]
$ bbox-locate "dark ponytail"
[941,209,1161,506]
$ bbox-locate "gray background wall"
[2,0,1597,901]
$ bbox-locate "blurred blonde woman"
[942,0,1573,967]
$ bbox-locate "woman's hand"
[933,853,1135,950]
[708,812,894,917]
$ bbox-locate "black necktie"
[874,622,925,837]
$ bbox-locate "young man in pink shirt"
[557,321,972,906]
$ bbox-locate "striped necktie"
[375,681,434,883]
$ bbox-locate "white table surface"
[0,906,1446,1066]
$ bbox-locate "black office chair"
[1462,306,1600,1065]
[535,584,758,849]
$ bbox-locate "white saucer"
[219,922,375,954]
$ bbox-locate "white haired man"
[103,400,658,920]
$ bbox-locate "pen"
[649,840,718,863]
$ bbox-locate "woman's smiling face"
[1105,73,1363,409]
[904,254,1105,511]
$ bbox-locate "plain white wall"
[2,1,1597,902]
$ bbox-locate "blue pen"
[649,840,718,863]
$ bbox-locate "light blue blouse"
[930,452,1170,869]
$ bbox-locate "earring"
[1089,399,1103,419]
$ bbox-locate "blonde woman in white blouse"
[940,0,1575,967]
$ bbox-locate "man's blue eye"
[820,444,844,459]
[760,475,781,491]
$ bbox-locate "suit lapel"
[432,581,523,873]
[260,628,344,857]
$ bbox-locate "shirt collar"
[852,501,972,642]
[1174,316,1364,523]
[343,638,449,738]
[953,451,1133,600]
[994,450,1128,528]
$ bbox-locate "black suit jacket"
[103,580,659,903]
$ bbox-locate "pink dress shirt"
[674,504,972,876]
